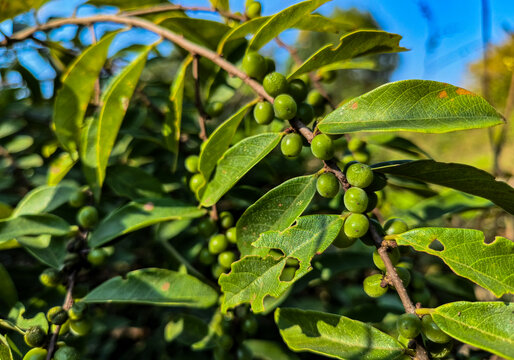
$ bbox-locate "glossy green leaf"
[19,236,67,269]
[8,302,48,332]
[295,14,355,34]
[5,135,33,153]
[373,160,514,214]
[191,310,224,351]
[47,152,77,186]
[432,301,514,360]
[320,80,504,134]
[159,18,231,50]
[289,30,407,78]
[53,31,119,155]
[200,133,282,207]
[237,175,317,256]
[393,227,514,297]
[88,198,206,247]
[248,0,330,51]
[315,59,377,72]
[0,0,49,22]
[106,165,164,200]
[87,0,167,10]
[220,215,343,313]
[0,215,71,244]
[81,47,151,199]
[12,183,78,217]
[82,268,218,308]
[0,334,13,360]
[367,134,431,158]
[164,314,208,345]
[0,263,17,309]
[218,17,269,54]
[275,308,405,360]
[242,339,299,360]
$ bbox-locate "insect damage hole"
[428,238,444,252]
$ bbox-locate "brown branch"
[122,4,245,21]
[192,54,208,141]
[89,25,101,106]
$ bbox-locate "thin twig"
[89,25,101,106]
[192,54,208,141]
[122,4,245,21]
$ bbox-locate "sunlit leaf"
[8,302,48,332]
[106,165,165,200]
[0,215,71,244]
[47,152,77,186]
[12,183,78,217]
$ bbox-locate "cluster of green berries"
[184,154,204,193]
[68,188,99,230]
[23,346,79,360]
[339,137,371,165]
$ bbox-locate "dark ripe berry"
[218,251,236,269]
[70,318,92,336]
[297,103,314,123]
[242,316,258,335]
[343,187,368,213]
[306,90,324,107]
[316,172,340,198]
[319,69,336,83]
[287,79,308,102]
[344,213,369,238]
[263,72,288,97]
[77,205,98,229]
[363,274,387,298]
[226,227,237,243]
[281,133,303,158]
[332,227,357,248]
[68,302,87,321]
[184,155,199,173]
[372,247,400,271]
[365,191,378,212]
[397,313,421,339]
[348,137,366,152]
[384,218,409,235]
[189,173,203,193]
[421,315,451,344]
[208,234,228,254]
[253,101,274,125]
[39,268,62,288]
[53,346,79,360]
[198,248,215,265]
[311,134,334,160]
[246,1,261,19]
[219,211,234,229]
[273,94,297,120]
[206,101,224,117]
[366,172,387,191]
[345,163,374,188]
[265,57,276,73]
[68,189,87,208]
[87,248,108,266]
[24,326,46,347]
[47,306,68,325]
[198,218,217,236]
[393,267,411,288]
[22,348,48,360]
[242,52,267,79]
[280,266,296,281]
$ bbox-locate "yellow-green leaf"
[0,0,49,22]
[0,215,71,244]
[47,152,77,186]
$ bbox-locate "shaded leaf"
[47,152,77,186]
[159,18,231,50]
[19,236,67,269]
[0,263,17,309]
[0,0,49,22]
[0,334,13,360]
[8,302,49,332]
[218,17,269,54]
[106,165,164,200]
[164,314,208,345]
[12,183,78,217]
[242,339,299,360]
[0,215,71,244]
[87,0,167,10]
[5,135,33,153]
[367,134,431,158]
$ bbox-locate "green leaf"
[0,215,71,244]
[237,175,317,256]
[275,308,405,360]
[372,160,514,215]
[164,314,208,345]
[0,0,49,22]
[19,236,67,269]
[220,215,343,313]
[248,0,330,51]
[8,302,49,332]
[242,339,299,360]
[106,165,164,200]
[209,0,229,11]
[393,227,514,297]
[87,0,167,10]
[191,310,224,351]
[47,152,77,186]
[53,31,119,155]
[88,198,206,247]
[200,133,282,207]
[0,119,25,139]
[367,134,431,158]
[431,301,514,360]
[218,17,269,54]
[288,30,407,78]
[294,15,355,34]
[5,135,33,153]
[319,80,504,134]
[0,263,17,309]
[17,154,43,169]
[12,183,78,217]
[0,334,13,360]
[82,268,218,308]
[81,46,151,200]
[159,18,231,51]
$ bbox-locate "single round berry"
[392,266,411,288]
[242,316,258,335]
[319,70,336,83]
[346,163,374,188]
[348,137,366,152]
[198,248,215,265]
[219,211,234,229]
[384,218,409,235]
[397,313,421,339]
[372,247,400,271]
[280,266,296,281]
[316,172,339,198]
[363,274,387,298]
[265,57,276,73]
[246,1,261,19]
[23,348,48,360]
[421,315,451,344]
[242,52,267,79]
[77,206,98,229]
[87,248,108,266]
[206,101,224,117]
[51,320,69,335]
[343,187,368,213]
[208,234,228,254]
[218,251,236,269]
[70,318,92,336]
[287,79,308,102]
[47,306,68,325]
[24,326,46,348]
[297,103,314,123]
[353,150,370,163]
[281,133,303,158]
[273,94,297,120]
[219,334,234,350]
[189,173,203,193]
[212,263,226,278]
[332,227,357,248]
[311,134,334,160]
[306,90,324,107]
[54,346,79,360]
[68,302,86,321]
[263,72,288,97]
[366,173,387,191]
[344,213,369,238]
[226,227,237,243]
[198,218,217,237]
[39,268,62,288]
[68,190,87,208]
[185,155,199,173]
[365,191,378,212]
[253,101,274,125]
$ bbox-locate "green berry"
[372,247,400,271]
[287,79,308,102]
[363,274,387,298]
[384,218,409,235]
[319,70,336,83]
[397,313,421,339]
[226,227,237,243]
[273,94,297,120]
[198,218,217,236]
[332,227,357,248]
[212,263,226,278]
[47,306,68,325]
[348,137,365,152]
[316,172,339,198]
[280,266,296,281]
[185,155,199,173]
[246,1,261,19]
[219,211,234,229]
[263,72,288,97]
[343,187,368,213]
[198,248,215,265]
[242,52,267,79]
[68,302,86,321]
[421,315,451,344]
[253,101,274,125]
[54,346,79,360]
[297,103,314,123]
[218,251,236,269]
[87,248,108,266]
[353,150,370,163]
[39,268,62,288]
[242,316,258,335]
[219,334,234,350]
[265,57,276,73]
[366,173,387,191]
[281,133,303,158]
[189,173,203,193]
[23,348,48,360]
[306,90,324,107]
[344,213,369,238]
[311,134,334,160]
[206,101,224,117]
[365,191,378,212]
[237,346,253,360]
[70,318,92,336]
[77,205,98,229]
[346,163,374,188]
[393,266,411,288]
[208,234,228,254]
[427,340,454,358]
[68,189,87,208]
[51,320,69,335]
[24,326,46,347]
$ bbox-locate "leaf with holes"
[0,215,71,244]
[431,302,514,360]
[8,302,49,332]
[220,215,343,313]
[393,227,514,297]
[12,183,78,217]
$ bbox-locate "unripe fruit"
[353,150,370,164]
[206,101,224,117]
[345,163,374,188]
[70,318,92,336]
[246,1,261,19]
[68,189,87,208]
[366,173,387,191]
[198,248,215,265]
[287,79,308,102]
[242,316,258,335]
[39,268,62,287]
[265,58,276,73]
[51,320,69,335]
[311,134,334,160]
[306,90,324,107]
[212,264,226,278]
[184,155,199,173]
[47,306,68,325]
[226,227,237,243]
[218,251,236,269]
[208,234,228,254]
[242,52,267,79]
[219,334,234,350]
[344,213,369,238]
[281,133,303,158]
[68,302,87,321]
[24,326,46,347]
[87,248,108,266]
[273,94,297,120]
[198,218,217,236]
[365,191,378,212]
[23,348,48,360]
[394,266,411,288]
[384,218,409,235]
[219,211,234,229]
[319,70,336,83]
[348,137,365,152]
[263,72,288,97]
[54,346,79,360]
[421,315,451,344]
[372,247,400,271]
[77,205,98,228]
[316,172,339,198]
[397,313,421,339]
[189,173,203,193]
[332,227,357,248]
[297,103,314,123]
[427,340,454,359]
[253,101,274,125]
[363,274,387,298]
[343,187,368,213]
